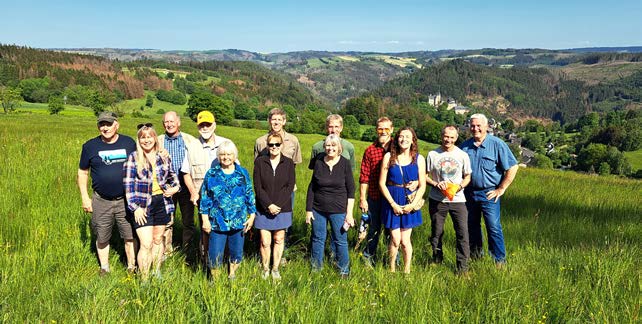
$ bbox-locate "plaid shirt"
[359,142,388,201]
[123,152,179,215]
[163,133,186,176]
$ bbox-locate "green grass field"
[624,149,642,171]
[0,114,640,322]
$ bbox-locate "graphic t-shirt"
[426,146,471,203]
[79,135,136,199]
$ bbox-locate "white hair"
[217,140,238,159]
[469,113,488,126]
[324,134,343,155]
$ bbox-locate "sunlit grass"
[0,114,639,322]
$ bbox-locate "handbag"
[398,163,424,211]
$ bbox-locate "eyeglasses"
[376,127,392,134]
[137,123,153,130]
[267,142,282,147]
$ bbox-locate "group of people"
[78,108,518,280]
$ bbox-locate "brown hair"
[388,127,418,167]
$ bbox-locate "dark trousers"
[428,198,470,271]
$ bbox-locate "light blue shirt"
[460,134,517,190]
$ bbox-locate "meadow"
[0,113,640,322]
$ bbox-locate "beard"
[200,130,214,140]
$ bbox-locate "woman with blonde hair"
[124,123,180,279]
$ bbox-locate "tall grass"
[0,114,639,322]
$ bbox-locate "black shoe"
[432,254,443,265]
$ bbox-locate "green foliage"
[598,162,611,176]
[145,94,154,108]
[417,119,444,144]
[18,77,50,103]
[166,71,175,80]
[47,96,64,115]
[533,153,553,169]
[521,133,542,152]
[0,87,22,113]
[576,143,631,176]
[186,91,234,125]
[361,126,377,142]
[156,108,165,115]
[234,102,255,120]
[341,115,361,140]
[156,89,187,105]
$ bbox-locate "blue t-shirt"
[79,135,136,199]
[460,134,517,190]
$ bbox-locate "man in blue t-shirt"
[78,112,137,276]
[460,114,518,267]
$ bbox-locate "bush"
[156,109,165,115]
[47,96,64,115]
[156,89,187,105]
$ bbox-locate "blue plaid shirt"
[164,133,186,176]
[123,152,180,215]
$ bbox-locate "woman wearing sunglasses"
[253,133,296,280]
[123,123,180,280]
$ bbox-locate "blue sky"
[1,0,640,53]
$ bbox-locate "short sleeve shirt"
[309,138,355,170]
[459,134,517,190]
[79,135,136,199]
[426,146,472,202]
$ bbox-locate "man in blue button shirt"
[460,114,518,267]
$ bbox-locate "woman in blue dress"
[379,127,427,273]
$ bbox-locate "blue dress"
[382,158,423,229]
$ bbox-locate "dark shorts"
[91,192,134,244]
[133,194,171,229]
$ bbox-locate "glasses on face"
[137,123,153,130]
[267,142,282,148]
[376,127,391,134]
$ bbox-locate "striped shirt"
[164,133,186,175]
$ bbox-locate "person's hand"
[359,199,369,213]
[158,148,169,158]
[486,187,506,202]
[305,211,314,224]
[436,181,448,191]
[406,180,419,192]
[82,196,93,213]
[201,216,212,234]
[163,186,180,197]
[134,208,147,226]
[345,214,355,227]
[401,204,414,214]
[268,204,281,215]
[391,202,403,215]
[190,193,199,206]
[243,214,255,233]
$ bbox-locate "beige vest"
[158,132,207,190]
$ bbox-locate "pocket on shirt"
[481,157,497,172]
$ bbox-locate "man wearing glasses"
[309,114,355,171]
[78,111,137,276]
[254,107,302,164]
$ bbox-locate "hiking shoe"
[261,270,270,280]
[271,270,281,281]
[99,269,110,277]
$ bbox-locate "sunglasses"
[137,123,153,130]
[376,127,392,134]
[267,142,282,147]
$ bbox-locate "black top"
[306,154,355,214]
[253,154,296,214]
[79,135,136,199]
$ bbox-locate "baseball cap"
[197,111,215,125]
[97,111,118,123]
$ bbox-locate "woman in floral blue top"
[200,140,256,279]
[123,124,180,279]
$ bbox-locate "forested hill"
[0,45,326,113]
[368,59,642,124]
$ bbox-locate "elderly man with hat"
[77,111,137,276]
[179,110,233,267]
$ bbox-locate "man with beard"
[359,117,395,267]
[180,110,233,267]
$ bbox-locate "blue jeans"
[465,188,506,262]
[310,210,350,275]
[208,229,244,268]
[363,198,385,260]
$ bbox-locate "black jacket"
[253,154,296,214]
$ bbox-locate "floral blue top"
[200,164,256,232]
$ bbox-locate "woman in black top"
[306,134,355,277]
[253,133,295,280]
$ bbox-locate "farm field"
[624,149,642,171]
[0,114,640,322]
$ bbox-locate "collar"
[165,132,182,140]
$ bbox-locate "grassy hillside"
[0,114,639,322]
[624,149,642,171]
